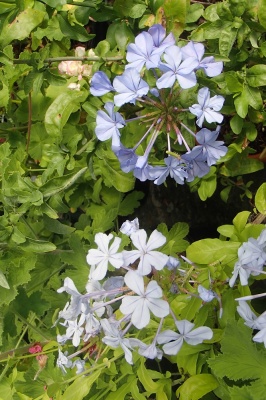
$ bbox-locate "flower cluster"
[58,47,93,87]
[55,219,213,371]
[90,24,227,184]
[229,228,266,287]
[232,227,266,348]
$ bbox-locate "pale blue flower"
[189,87,224,127]
[198,285,217,302]
[126,31,161,72]
[166,256,180,270]
[101,319,135,364]
[229,260,251,287]
[120,218,139,236]
[237,301,266,330]
[113,68,149,106]
[57,278,87,320]
[72,359,86,374]
[120,271,169,329]
[181,42,223,77]
[157,319,213,355]
[253,326,266,347]
[181,148,210,180]
[238,237,266,271]
[126,25,175,72]
[122,229,169,275]
[148,24,175,53]
[149,156,188,185]
[112,145,138,173]
[133,155,154,182]
[65,314,85,347]
[57,350,72,374]
[86,233,124,280]
[95,102,125,147]
[157,45,198,89]
[137,340,163,360]
[90,71,114,96]
[194,128,228,166]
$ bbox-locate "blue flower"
[113,68,149,107]
[126,31,161,72]
[194,128,227,166]
[126,25,175,72]
[112,145,138,173]
[148,24,175,53]
[90,71,114,96]
[149,156,188,185]
[133,155,153,182]
[181,148,210,180]
[181,42,223,77]
[156,45,198,89]
[189,87,224,127]
[95,102,125,147]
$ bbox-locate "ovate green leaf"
[186,239,239,264]
[176,374,218,400]
[0,9,45,48]
[45,90,87,137]
[246,64,266,87]
[255,183,266,214]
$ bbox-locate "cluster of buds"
[58,47,94,87]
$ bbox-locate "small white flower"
[137,340,163,360]
[123,229,169,275]
[157,319,213,355]
[101,319,134,364]
[198,285,217,302]
[68,83,81,91]
[56,350,72,374]
[120,218,139,236]
[189,87,224,128]
[65,314,85,347]
[120,271,169,329]
[86,233,124,280]
[72,358,86,374]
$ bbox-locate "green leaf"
[18,238,56,253]
[258,0,266,29]
[57,14,95,42]
[137,360,159,393]
[176,374,218,400]
[164,0,187,37]
[219,26,238,56]
[208,320,266,381]
[243,121,257,141]
[96,149,135,193]
[186,239,239,265]
[61,370,101,400]
[246,64,266,87]
[45,90,87,137]
[221,151,264,177]
[0,251,37,306]
[255,183,266,214]
[233,211,250,232]
[234,89,249,118]
[186,3,204,23]
[106,376,135,400]
[41,167,88,198]
[224,72,243,93]
[0,9,45,48]
[0,271,9,289]
[230,114,243,134]
[43,215,75,235]
[118,191,144,216]
[0,82,9,108]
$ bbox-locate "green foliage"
[0,0,265,399]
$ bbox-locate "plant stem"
[12,56,124,65]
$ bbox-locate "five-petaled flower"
[122,229,169,275]
[86,233,124,280]
[120,270,169,329]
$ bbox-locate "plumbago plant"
[0,0,266,399]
